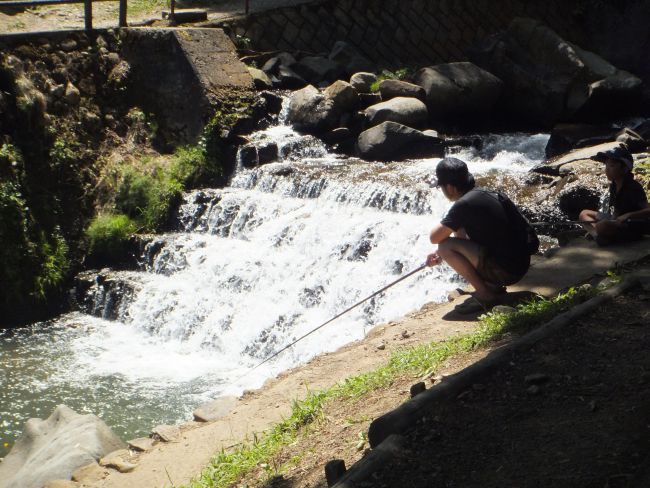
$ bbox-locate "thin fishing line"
[234,263,428,382]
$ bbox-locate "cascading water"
[0,104,549,455]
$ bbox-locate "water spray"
[237,263,428,380]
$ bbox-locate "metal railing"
[0,0,127,30]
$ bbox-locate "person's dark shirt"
[440,188,530,276]
[609,174,648,217]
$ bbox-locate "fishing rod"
[237,263,428,380]
[530,220,586,227]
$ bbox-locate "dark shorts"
[597,219,650,246]
[477,246,526,287]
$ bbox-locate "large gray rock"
[357,121,443,161]
[364,97,428,128]
[286,84,339,134]
[350,72,378,93]
[378,79,426,102]
[292,56,341,83]
[414,62,503,121]
[470,17,642,126]
[0,405,126,488]
[329,41,374,75]
[533,140,624,176]
[324,80,359,113]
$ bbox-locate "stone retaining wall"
[219,0,582,70]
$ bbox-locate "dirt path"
[0,0,310,33]
[78,238,649,488]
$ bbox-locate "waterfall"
[0,108,549,451]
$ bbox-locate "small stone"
[152,424,180,442]
[64,82,81,105]
[127,437,155,452]
[401,330,411,339]
[107,52,121,65]
[376,343,386,350]
[72,462,108,483]
[60,39,78,52]
[525,373,550,385]
[492,305,516,314]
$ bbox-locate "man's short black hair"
[435,157,475,191]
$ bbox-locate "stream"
[0,108,549,456]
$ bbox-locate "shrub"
[169,144,219,189]
[370,68,415,92]
[85,213,137,261]
[114,165,182,231]
[0,181,69,309]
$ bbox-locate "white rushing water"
[0,115,549,452]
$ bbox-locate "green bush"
[169,145,218,189]
[0,181,69,309]
[370,68,415,93]
[85,213,137,260]
[114,166,182,231]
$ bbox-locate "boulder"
[350,72,378,93]
[359,92,382,109]
[378,79,426,102]
[615,127,647,153]
[364,97,428,129]
[0,405,125,488]
[286,84,339,134]
[261,52,296,74]
[324,80,359,113]
[534,140,626,176]
[247,67,272,89]
[329,41,374,75]
[414,62,502,122]
[275,66,307,89]
[357,121,444,161]
[292,56,341,84]
[257,141,279,165]
[545,123,619,159]
[470,17,643,126]
[558,184,601,219]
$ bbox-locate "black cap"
[435,157,472,188]
[593,145,633,170]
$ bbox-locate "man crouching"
[426,157,531,314]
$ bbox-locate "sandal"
[454,293,505,315]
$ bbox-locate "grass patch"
[370,68,416,93]
[127,0,169,17]
[188,284,596,487]
[85,213,138,261]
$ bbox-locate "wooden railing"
[0,0,127,30]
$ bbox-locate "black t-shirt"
[440,188,530,276]
[609,174,648,217]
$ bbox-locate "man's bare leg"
[579,209,599,237]
[436,237,502,302]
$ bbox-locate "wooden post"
[118,0,127,27]
[170,0,175,22]
[84,0,92,30]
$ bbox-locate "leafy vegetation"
[188,285,595,487]
[370,68,416,92]
[85,213,138,261]
[0,180,70,311]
